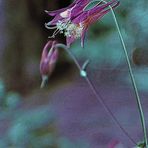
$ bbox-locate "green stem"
[55,44,136,145]
[102,0,148,147]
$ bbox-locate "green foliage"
[124,68,148,91]
[137,140,146,148]
[5,92,21,109]
[0,80,6,102]
[8,105,56,147]
[71,30,133,70]
[0,79,21,110]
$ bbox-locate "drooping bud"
[40,41,58,88]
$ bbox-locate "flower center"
[66,23,84,38]
[56,20,83,38]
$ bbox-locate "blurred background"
[0,0,148,147]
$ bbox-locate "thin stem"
[55,43,136,145]
[102,0,148,146]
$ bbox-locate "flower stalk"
[101,0,148,147]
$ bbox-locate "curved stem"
[55,43,136,145]
[102,0,148,146]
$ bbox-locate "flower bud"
[40,41,58,88]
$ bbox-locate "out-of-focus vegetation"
[0,0,148,147]
[0,79,90,147]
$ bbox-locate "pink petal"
[45,2,75,16]
[41,41,52,60]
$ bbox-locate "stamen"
[56,20,68,31]
[53,29,61,36]
[45,23,57,29]
[46,19,83,39]
[48,29,60,38]
[48,35,55,39]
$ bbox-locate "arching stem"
[55,43,136,145]
[101,0,148,147]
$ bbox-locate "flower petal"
[41,41,52,60]
[46,15,64,26]
[40,41,58,76]
[45,2,75,16]
[73,0,119,24]
[45,0,89,16]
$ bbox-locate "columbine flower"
[45,0,119,47]
[40,41,58,88]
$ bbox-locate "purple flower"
[45,0,119,47]
[40,41,58,87]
